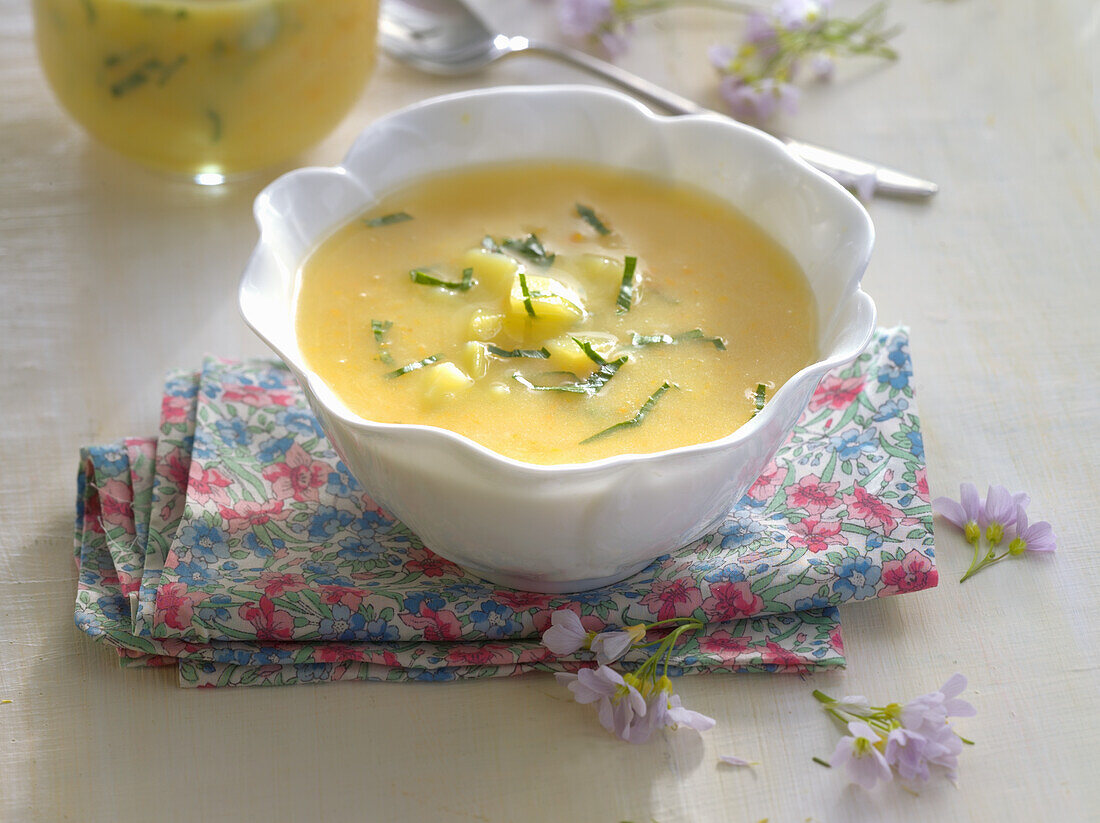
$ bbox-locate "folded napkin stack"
[74,327,935,687]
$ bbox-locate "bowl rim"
[241,83,877,478]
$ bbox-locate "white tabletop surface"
[2,1,1098,820]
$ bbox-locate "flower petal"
[718,754,754,767]
[933,496,968,529]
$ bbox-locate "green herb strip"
[371,319,394,365]
[616,256,638,314]
[364,212,413,228]
[481,235,501,253]
[410,267,474,292]
[206,108,222,142]
[752,383,767,416]
[486,345,550,359]
[631,329,727,350]
[576,203,611,236]
[109,54,188,97]
[517,270,537,317]
[384,354,441,379]
[502,233,555,266]
[513,340,628,396]
[581,382,676,444]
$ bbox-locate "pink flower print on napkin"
[747,459,786,502]
[162,449,192,490]
[239,595,295,640]
[494,590,556,613]
[641,576,704,621]
[702,581,764,621]
[914,467,930,501]
[761,640,811,673]
[699,630,753,656]
[261,444,328,503]
[787,475,842,515]
[99,477,134,530]
[844,484,904,534]
[882,550,939,595]
[259,572,309,598]
[810,374,867,412]
[217,499,289,534]
[404,545,463,578]
[320,585,366,612]
[399,596,463,641]
[187,467,233,507]
[161,394,192,425]
[445,644,517,667]
[789,517,848,554]
[221,384,295,408]
[155,582,196,631]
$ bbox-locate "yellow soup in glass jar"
[295,163,819,465]
[33,0,378,180]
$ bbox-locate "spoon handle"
[516,39,938,199]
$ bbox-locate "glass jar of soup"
[32,0,379,183]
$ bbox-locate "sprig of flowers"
[543,610,715,743]
[814,674,976,789]
[555,0,900,122]
[934,482,1057,581]
[709,1,900,121]
[556,0,755,56]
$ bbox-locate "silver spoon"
[379,0,937,199]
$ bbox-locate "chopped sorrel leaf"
[572,337,611,366]
[517,270,537,317]
[364,212,413,227]
[752,383,767,416]
[575,203,611,236]
[486,345,551,359]
[616,256,638,314]
[512,342,628,396]
[371,319,393,342]
[481,235,501,253]
[631,329,727,350]
[409,267,474,291]
[206,108,222,142]
[384,354,440,379]
[581,381,675,444]
[371,319,394,365]
[502,233,555,266]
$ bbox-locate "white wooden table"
[2,1,1098,819]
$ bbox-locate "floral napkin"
[74,327,933,687]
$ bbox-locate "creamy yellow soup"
[296,164,817,464]
[33,0,378,178]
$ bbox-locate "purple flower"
[718,754,755,767]
[884,727,932,783]
[557,665,647,740]
[900,673,976,735]
[830,720,892,790]
[624,676,715,744]
[556,0,612,39]
[933,481,983,545]
[774,0,832,30]
[718,75,799,122]
[980,485,1030,545]
[1008,505,1056,555]
[556,0,630,55]
[591,624,647,665]
[541,609,589,655]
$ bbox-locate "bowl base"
[461,558,655,594]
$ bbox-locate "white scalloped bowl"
[239,85,876,593]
